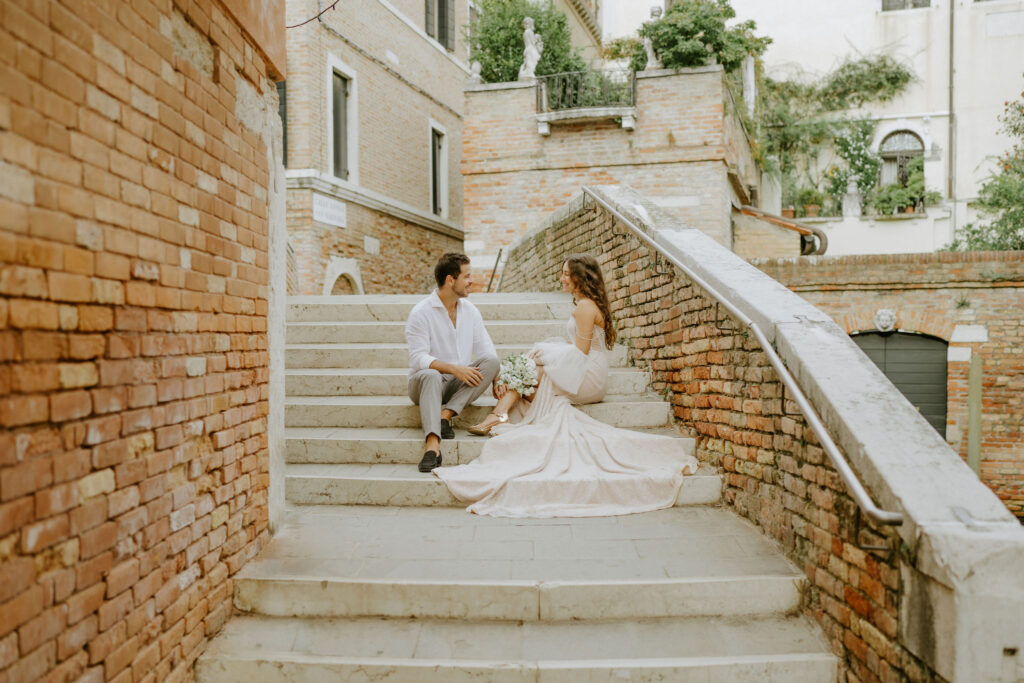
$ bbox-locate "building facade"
[730,0,1024,255]
[281,0,603,295]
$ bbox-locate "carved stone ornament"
[873,308,897,332]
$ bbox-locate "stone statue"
[643,6,663,71]
[469,60,482,84]
[518,17,543,81]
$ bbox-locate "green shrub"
[468,0,586,84]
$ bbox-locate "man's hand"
[493,382,507,399]
[452,365,483,387]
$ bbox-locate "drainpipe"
[947,0,956,228]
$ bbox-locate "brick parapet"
[464,67,758,282]
[0,0,282,680]
[501,191,1020,682]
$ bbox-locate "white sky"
[602,0,664,40]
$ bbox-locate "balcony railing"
[536,69,636,113]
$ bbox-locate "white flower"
[499,354,539,397]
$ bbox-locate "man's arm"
[470,305,497,361]
[406,310,437,373]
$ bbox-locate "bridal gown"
[434,317,699,517]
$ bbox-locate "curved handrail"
[582,187,903,527]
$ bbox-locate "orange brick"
[48,271,92,302]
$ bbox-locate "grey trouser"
[408,355,500,439]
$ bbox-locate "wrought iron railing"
[536,69,636,113]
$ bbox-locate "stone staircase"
[196,293,839,681]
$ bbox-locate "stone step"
[287,319,572,344]
[285,427,696,465]
[285,366,651,397]
[285,343,630,369]
[197,614,838,683]
[287,293,573,323]
[229,506,803,620]
[284,463,721,507]
[284,395,672,429]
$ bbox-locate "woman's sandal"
[466,412,508,436]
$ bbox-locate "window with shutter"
[425,0,436,39]
[332,72,349,180]
[276,81,287,167]
[431,128,445,216]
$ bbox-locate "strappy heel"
[466,412,508,436]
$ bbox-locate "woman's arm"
[572,300,599,355]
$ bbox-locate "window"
[879,130,924,186]
[467,1,478,58]
[327,55,358,184]
[276,81,287,167]
[882,0,930,10]
[426,0,456,50]
[430,122,447,217]
[332,73,349,179]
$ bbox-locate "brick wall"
[286,187,461,295]
[501,191,984,682]
[464,67,757,283]
[0,0,283,680]
[753,252,1024,516]
[732,213,803,259]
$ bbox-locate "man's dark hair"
[434,252,470,288]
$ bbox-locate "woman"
[433,255,699,517]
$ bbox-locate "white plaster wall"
[730,0,1024,207]
[805,211,953,256]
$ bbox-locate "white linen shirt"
[406,291,496,375]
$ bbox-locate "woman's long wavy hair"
[565,254,616,349]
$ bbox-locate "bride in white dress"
[433,255,699,517]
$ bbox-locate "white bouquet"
[499,353,539,397]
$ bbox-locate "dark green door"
[853,332,948,434]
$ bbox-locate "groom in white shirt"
[406,253,499,472]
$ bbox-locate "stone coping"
[583,184,1024,681]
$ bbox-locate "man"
[406,253,499,472]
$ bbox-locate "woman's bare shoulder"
[573,299,603,325]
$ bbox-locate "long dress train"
[433,318,699,517]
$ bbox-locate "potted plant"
[905,156,942,211]
[796,186,825,217]
[869,183,916,215]
[781,207,796,219]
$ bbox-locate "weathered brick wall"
[501,195,954,682]
[464,67,757,282]
[732,213,802,259]
[753,252,1024,516]
[0,0,282,680]
[286,188,461,294]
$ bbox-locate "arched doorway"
[852,331,947,434]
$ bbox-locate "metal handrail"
[582,187,903,527]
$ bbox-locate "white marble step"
[285,366,651,397]
[287,293,573,323]
[196,614,838,683]
[284,394,672,429]
[230,506,804,621]
[287,319,573,344]
[285,426,696,465]
[286,343,630,369]
[284,463,721,507]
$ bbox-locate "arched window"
[878,130,924,186]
